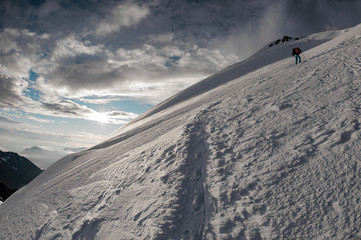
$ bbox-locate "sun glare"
[90,112,109,124]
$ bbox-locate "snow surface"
[1,24,361,239]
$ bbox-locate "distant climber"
[292,47,302,64]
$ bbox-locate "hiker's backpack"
[292,47,301,56]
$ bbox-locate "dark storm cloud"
[282,0,361,36]
[1,0,100,34]
[2,0,361,42]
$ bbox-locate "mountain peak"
[22,146,47,154]
[267,35,305,48]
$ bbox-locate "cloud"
[0,112,53,124]
[51,34,104,61]
[108,110,138,118]
[0,29,40,78]
[0,72,26,109]
[86,109,139,125]
[31,34,238,107]
[214,1,287,59]
[94,2,149,36]
[22,114,55,123]
[107,110,138,123]
[41,100,92,117]
[0,116,107,146]
[63,147,87,153]
[277,0,361,36]
[0,116,20,124]
[79,97,126,104]
[36,0,61,18]
[147,33,174,44]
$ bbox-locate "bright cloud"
[51,35,104,60]
[95,2,150,36]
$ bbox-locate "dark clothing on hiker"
[292,47,302,64]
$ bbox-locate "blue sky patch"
[23,71,43,101]
[165,56,181,67]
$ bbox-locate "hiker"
[292,47,302,64]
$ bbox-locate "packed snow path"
[1,25,361,239]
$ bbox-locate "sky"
[1,0,361,163]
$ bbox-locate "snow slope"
[1,24,361,239]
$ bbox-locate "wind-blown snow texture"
[1,24,361,240]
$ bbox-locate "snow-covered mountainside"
[1,24,361,239]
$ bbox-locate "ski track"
[1,26,361,240]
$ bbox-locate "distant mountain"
[21,146,66,169]
[0,150,43,191]
[21,146,46,155]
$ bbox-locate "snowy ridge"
[1,24,361,239]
